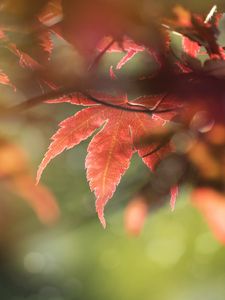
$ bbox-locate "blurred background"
[0,100,224,300]
[0,0,225,300]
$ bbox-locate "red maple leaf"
[97,36,164,70]
[182,37,201,58]
[37,92,177,227]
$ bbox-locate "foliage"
[0,0,224,242]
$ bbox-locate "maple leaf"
[37,92,176,227]
[124,196,149,236]
[0,27,56,91]
[124,184,179,236]
[182,37,201,58]
[97,36,163,70]
[166,5,225,59]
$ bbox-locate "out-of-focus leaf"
[192,188,225,244]
[12,174,59,224]
[0,139,59,224]
[124,196,149,236]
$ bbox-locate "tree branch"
[0,86,180,118]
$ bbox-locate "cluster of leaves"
[0,1,224,242]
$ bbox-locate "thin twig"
[83,92,178,114]
[0,86,179,117]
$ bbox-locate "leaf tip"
[36,167,42,185]
[109,66,116,79]
[98,210,107,228]
[96,200,107,228]
[100,218,107,229]
[36,161,46,185]
[170,185,179,211]
[36,153,52,185]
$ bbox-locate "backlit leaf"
[38,92,176,226]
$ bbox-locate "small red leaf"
[98,36,162,69]
[124,196,149,236]
[182,37,200,57]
